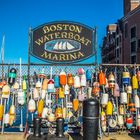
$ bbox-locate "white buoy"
[135,94,140,108]
[121,91,127,104]
[101,93,109,106]
[117,115,124,127]
[80,74,86,87]
[74,75,80,88]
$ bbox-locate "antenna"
[1,35,5,80]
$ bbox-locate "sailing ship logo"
[45,39,81,53]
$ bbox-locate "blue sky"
[0,0,123,64]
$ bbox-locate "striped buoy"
[126,114,133,129]
[47,79,55,93]
[122,71,130,85]
[129,98,136,112]
[108,72,115,89]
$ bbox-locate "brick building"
[102,0,140,64]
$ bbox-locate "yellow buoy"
[48,113,55,122]
[63,107,67,119]
[55,107,63,118]
[13,82,19,90]
[0,104,4,121]
[2,85,10,96]
[132,75,138,89]
[42,78,48,90]
[38,99,44,117]
[59,87,65,98]
[22,76,27,90]
[9,115,15,126]
[9,105,16,115]
[106,101,113,116]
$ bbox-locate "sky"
[0,0,123,64]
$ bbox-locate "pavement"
[0,133,140,140]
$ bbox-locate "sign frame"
[29,21,97,64]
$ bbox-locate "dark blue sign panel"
[31,21,95,63]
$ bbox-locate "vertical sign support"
[24,27,32,138]
[28,27,32,87]
[94,27,98,68]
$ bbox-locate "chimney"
[124,0,140,16]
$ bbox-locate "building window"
[119,35,122,43]
[116,60,119,64]
[116,48,119,57]
[131,41,136,53]
[131,26,136,39]
[116,37,119,46]
[131,55,136,64]
[124,23,128,38]
[138,39,140,48]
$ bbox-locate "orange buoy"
[73,99,79,112]
[59,70,66,86]
[67,73,74,86]
[92,82,100,96]
[99,70,106,86]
